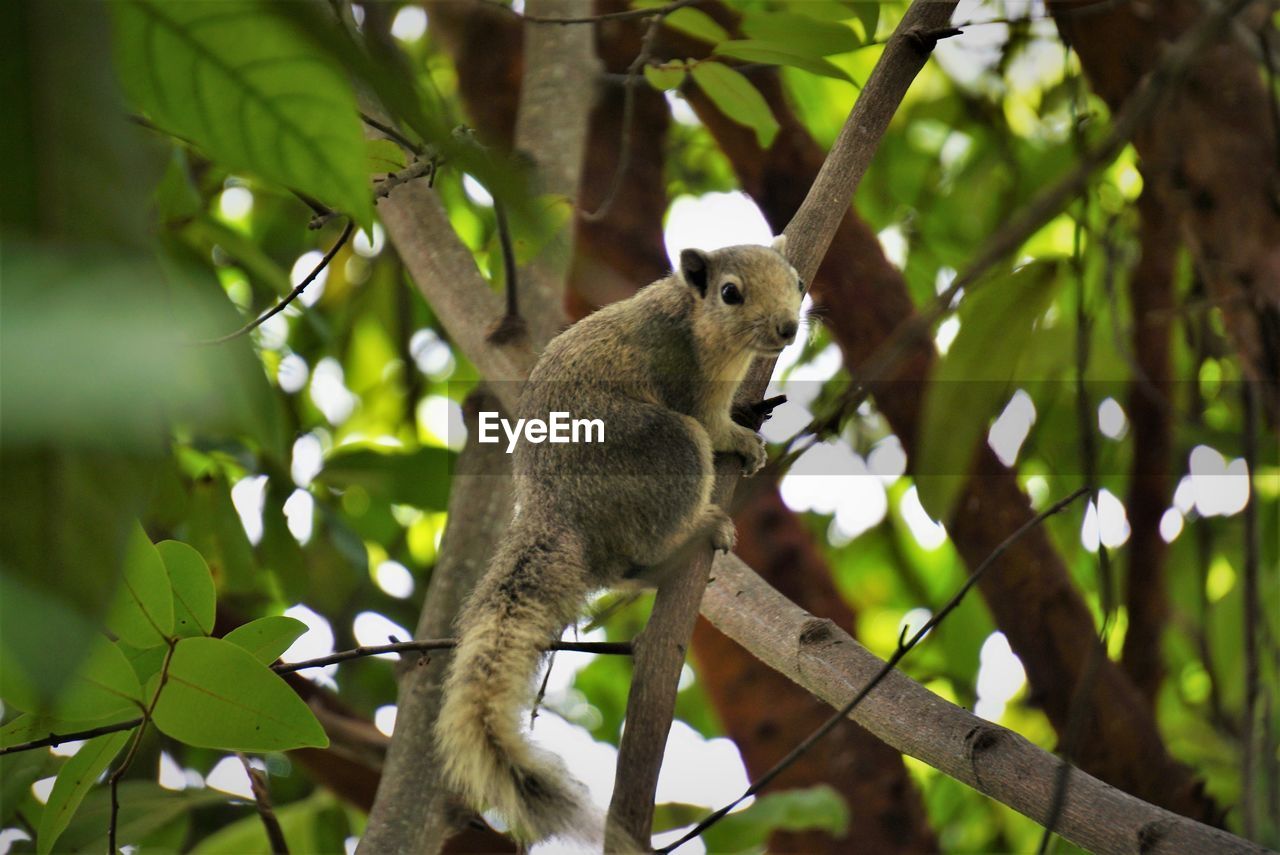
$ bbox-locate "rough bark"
[680,38,1221,822]
[700,553,1268,855]
[1122,188,1178,704]
[1052,0,1280,422]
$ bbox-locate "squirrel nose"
[776,320,798,342]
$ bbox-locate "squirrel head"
[679,235,805,356]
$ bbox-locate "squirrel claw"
[739,435,767,477]
[710,517,737,554]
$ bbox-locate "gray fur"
[435,242,802,845]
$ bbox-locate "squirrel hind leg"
[626,504,736,587]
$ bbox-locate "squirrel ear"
[770,234,787,255]
[680,249,710,297]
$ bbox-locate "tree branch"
[605,0,959,845]
[240,753,290,855]
[662,488,1088,852]
[377,182,533,403]
[199,220,354,346]
[272,637,631,674]
[698,556,1267,855]
[1121,188,1178,703]
[781,3,961,283]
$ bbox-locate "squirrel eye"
[721,283,743,305]
[797,277,806,293]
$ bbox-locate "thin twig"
[483,0,701,26]
[240,753,290,854]
[199,220,354,346]
[107,724,148,855]
[375,159,438,201]
[658,487,1090,853]
[0,717,144,757]
[486,200,527,344]
[580,12,663,223]
[360,112,423,155]
[270,637,632,674]
[530,651,557,728]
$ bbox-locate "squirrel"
[434,236,804,846]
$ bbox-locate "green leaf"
[151,637,328,751]
[191,791,349,854]
[690,61,780,149]
[662,7,729,44]
[224,616,308,665]
[714,41,854,82]
[121,641,170,684]
[317,445,455,510]
[740,12,860,56]
[780,0,857,22]
[188,475,257,592]
[366,138,408,175]
[111,1,373,228]
[36,730,133,855]
[56,781,227,853]
[700,786,849,853]
[849,1,880,42]
[1,749,58,828]
[106,522,174,648]
[643,64,687,91]
[916,262,1064,522]
[158,541,216,638]
[54,637,145,720]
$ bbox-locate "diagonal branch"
[662,487,1088,852]
[698,556,1267,855]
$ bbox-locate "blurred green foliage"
[1,0,1275,852]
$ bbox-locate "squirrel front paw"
[728,426,767,477]
[707,510,737,554]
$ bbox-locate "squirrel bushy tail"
[435,522,596,843]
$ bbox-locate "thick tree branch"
[666,488,1088,852]
[782,5,961,284]
[700,489,938,853]
[605,0,958,844]
[1122,188,1178,703]
[698,556,1267,855]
